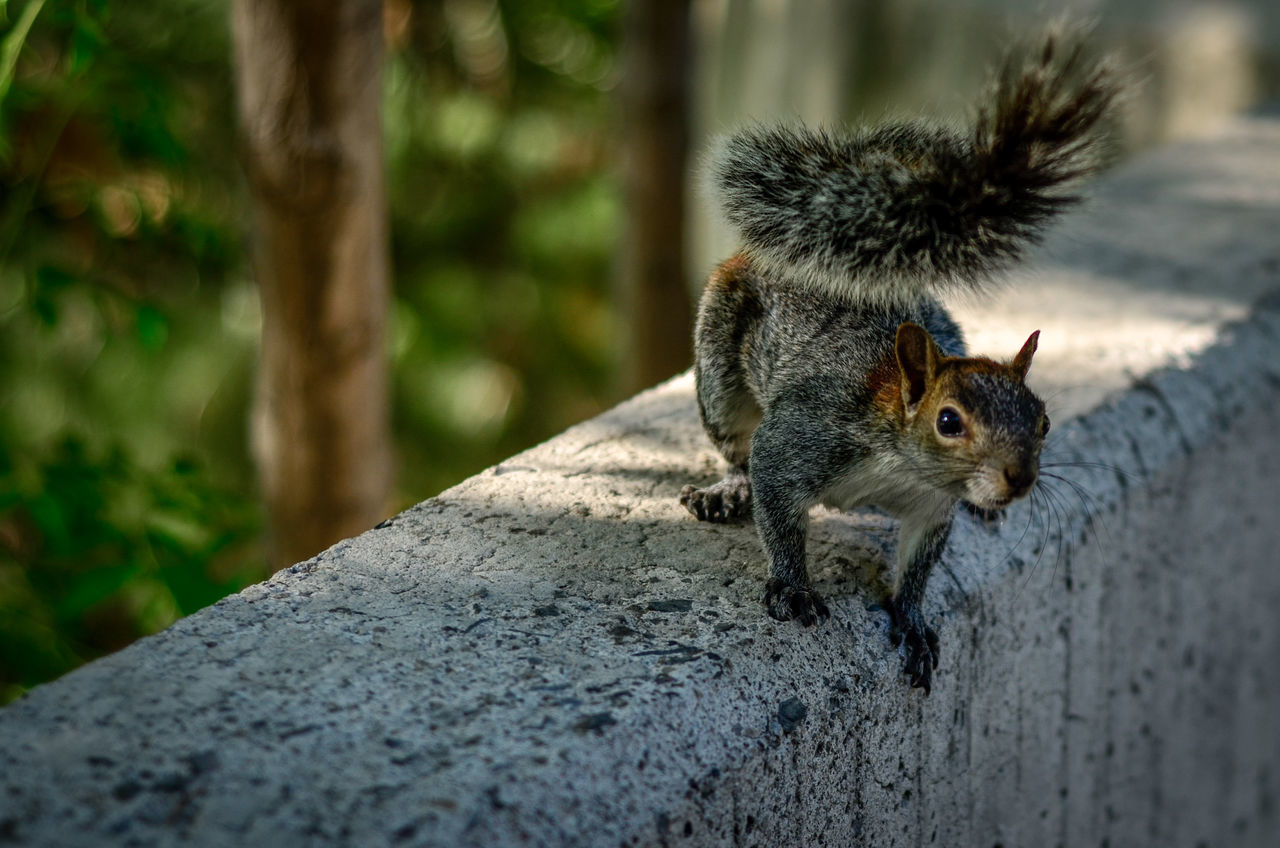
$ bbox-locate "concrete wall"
[1,117,1279,848]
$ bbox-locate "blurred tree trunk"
[231,0,392,571]
[618,0,695,393]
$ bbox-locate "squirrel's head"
[894,322,1049,510]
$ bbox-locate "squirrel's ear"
[1011,330,1040,380]
[895,322,940,410]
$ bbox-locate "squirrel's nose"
[1003,465,1037,495]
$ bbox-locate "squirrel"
[680,29,1121,694]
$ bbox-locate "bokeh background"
[1,0,1277,704]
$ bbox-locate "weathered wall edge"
[2,118,1280,848]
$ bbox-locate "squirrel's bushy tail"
[708,28,1122,305]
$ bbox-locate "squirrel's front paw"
[680,477,752,523]
[887,600,940,695]
[763,577,829,627]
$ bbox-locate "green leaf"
[24,491,71,555]
[51,560,139,620]
[67,3,105,75]
[0,0,45,107]
[145,507,210,554]
[34,265,74,290]
[135,304,168,351]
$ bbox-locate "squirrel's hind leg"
[682,271,763,524]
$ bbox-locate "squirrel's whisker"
[1041,458,1136,480]
[1040,470,1114,552]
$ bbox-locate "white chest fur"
[818,453,956,528]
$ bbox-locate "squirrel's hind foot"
[680,476,752,523]
[764,577,830,627]
[887,599,940,695]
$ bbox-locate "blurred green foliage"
[384,0,621,498]
[0,0,623,704]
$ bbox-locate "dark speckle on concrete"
[153,771,190,793]
[573,712,616,734]
[778,698,808,733]
[185,751,219,776]
[633,645,701,661]
[609,623,640,642]
[111,781,142,802]
[648,599,694,613]
[493,464,537,476]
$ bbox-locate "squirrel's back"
[707,28,1122,306]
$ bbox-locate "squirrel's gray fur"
[681,28,1122,695]
[706,29,1119,305]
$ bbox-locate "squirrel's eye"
[936,408,965,438]
[1041,415,1051,437]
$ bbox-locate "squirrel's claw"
[680,479,752,523]
[902,627,938,695]
[887,601,940,695]
[763,577,829,627]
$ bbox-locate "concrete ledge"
[3,117,1280,847]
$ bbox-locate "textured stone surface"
[2,117,1279,848]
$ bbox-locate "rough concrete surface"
[2,117,1279,848]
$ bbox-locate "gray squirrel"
[680,30,1121,694]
